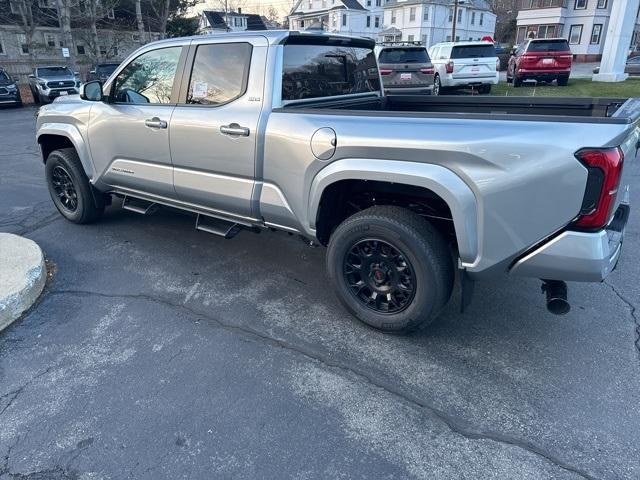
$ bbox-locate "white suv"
[428,42,500,95]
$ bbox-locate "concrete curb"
[0,233,46,332]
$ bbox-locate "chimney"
[238,7,242,13]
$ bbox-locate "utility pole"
[451,0,458,42]
[225,0,230,31]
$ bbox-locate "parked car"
[0,68,22,107]
[376,44,434,95]
[507,38,572,87]
[428,41,499,95]
[36,32,637,333]
[28,66,80,104]
[593,56,640,75]
[86,62,120,83]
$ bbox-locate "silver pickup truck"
[35,31,638,333]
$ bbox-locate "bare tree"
[79,0,122,61]
[135,0,146,45]
[53,0,77,70]
[145,0,199,39]
[3,0,39,68]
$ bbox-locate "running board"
[122,195,158,215]
[196,214,242,239]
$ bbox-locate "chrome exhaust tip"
[541,280,570,316]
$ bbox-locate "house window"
[367,0,371,5]
[391,10,396,23]
[332,15,336,26]
[597,0,607,7]
[479,12,483,25]
[448,8,453,22]
[77,44,85,55]
[590,23,602,44]
[457,8,462,23]
[308,0,312,8]
[300,19,304,27]
[99,45,107,55]
[569,24,583,44]
[0,36,5,55]
[376,0,381,5]
[423,7,429,20]
[409,7,416,21]
[374,16,379,27]
[446,35,451,41]
[366,16,370,27]
[107,8,114,19]
[112,46,118,56]
[132,33,140,41]
[342,13,346,26]
[471,11,475,24]
[44,33,56,47]
[421,34,427,44]
[574,0,586,8]
[17,34,28,55]
[408,34,414,41]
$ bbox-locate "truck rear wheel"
[326,206,454,333]
[45,148,105,224]
[557,75,569,86]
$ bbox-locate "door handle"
[220,123,250,137]
[145,117,167,129]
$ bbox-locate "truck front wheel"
[326,206,454,333]
[45,148,105,224]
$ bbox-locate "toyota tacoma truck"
[35,31,638,333]
[28,66,80,104]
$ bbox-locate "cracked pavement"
[1,106,639,479]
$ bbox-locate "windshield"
[37,67,73,77]
[96,64,119,75]
[0,71,11,84]
[451,44,496,59]
[527,40,571,52]
[379,48,430,64]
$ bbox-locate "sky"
[190,0,297,21]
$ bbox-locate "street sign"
[61,47,69,58]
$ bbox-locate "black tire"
[326,206,454,333]
[513,74,522,88]
[479,85,492,94]
[45,148,105,224]
[557,75,569,86]
[433,75,441,96]
[30,87,40,105]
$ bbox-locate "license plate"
[59,91,68,96]
[471,67,480,72]
[542,58,553,65]
[400,73,412,80]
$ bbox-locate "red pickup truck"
[507,38,572,87]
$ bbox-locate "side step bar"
[196,214,242,239]
[122,195,158,215]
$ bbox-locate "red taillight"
[574,147,624,230]
[379,69,393,76]
[420,67,434,74]
[445,61,454,74]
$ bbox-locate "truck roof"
[141,30,375,48]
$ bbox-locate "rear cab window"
[378,48,430,64]
[451,44,496,59]
[526,39,571,53]
[282,36,380,102]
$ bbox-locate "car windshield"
[379,48,430,64]
[451,44,496,59]
[527,40,570,52]
[96,64,119,75]
[38,67,73,77]
[0,71,11,84]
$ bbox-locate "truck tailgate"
[612,98,640,210]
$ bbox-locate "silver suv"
[28,66,80,104]
[376,44,434,94]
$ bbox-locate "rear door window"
[451,44,496,59]
[527,40,571,52]
[379,48,430,64]
[186,42,252,105]
[282,44,380,101]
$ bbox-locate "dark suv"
[86,63,120,83]
[376,44,434,95]
[507,38,572,87]
[0,68,22,107]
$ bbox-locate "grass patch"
[491,78,640,98]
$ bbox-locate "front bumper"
[510,204,629,282]
[45,88,79,100]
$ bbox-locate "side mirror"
[80,80,103,101]
[510,48,517,56]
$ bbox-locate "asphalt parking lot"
[1,105,639,480]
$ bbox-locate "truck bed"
[281,95,640,124]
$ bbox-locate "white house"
[381,0,497,45]
[288,0,496,46]
[516,0,640,61]
[199,10,268,34]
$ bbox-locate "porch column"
[592,0,640,82]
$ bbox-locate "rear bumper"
[445,74,499,87]
[510,204,629,282]
[384,85,433,95]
